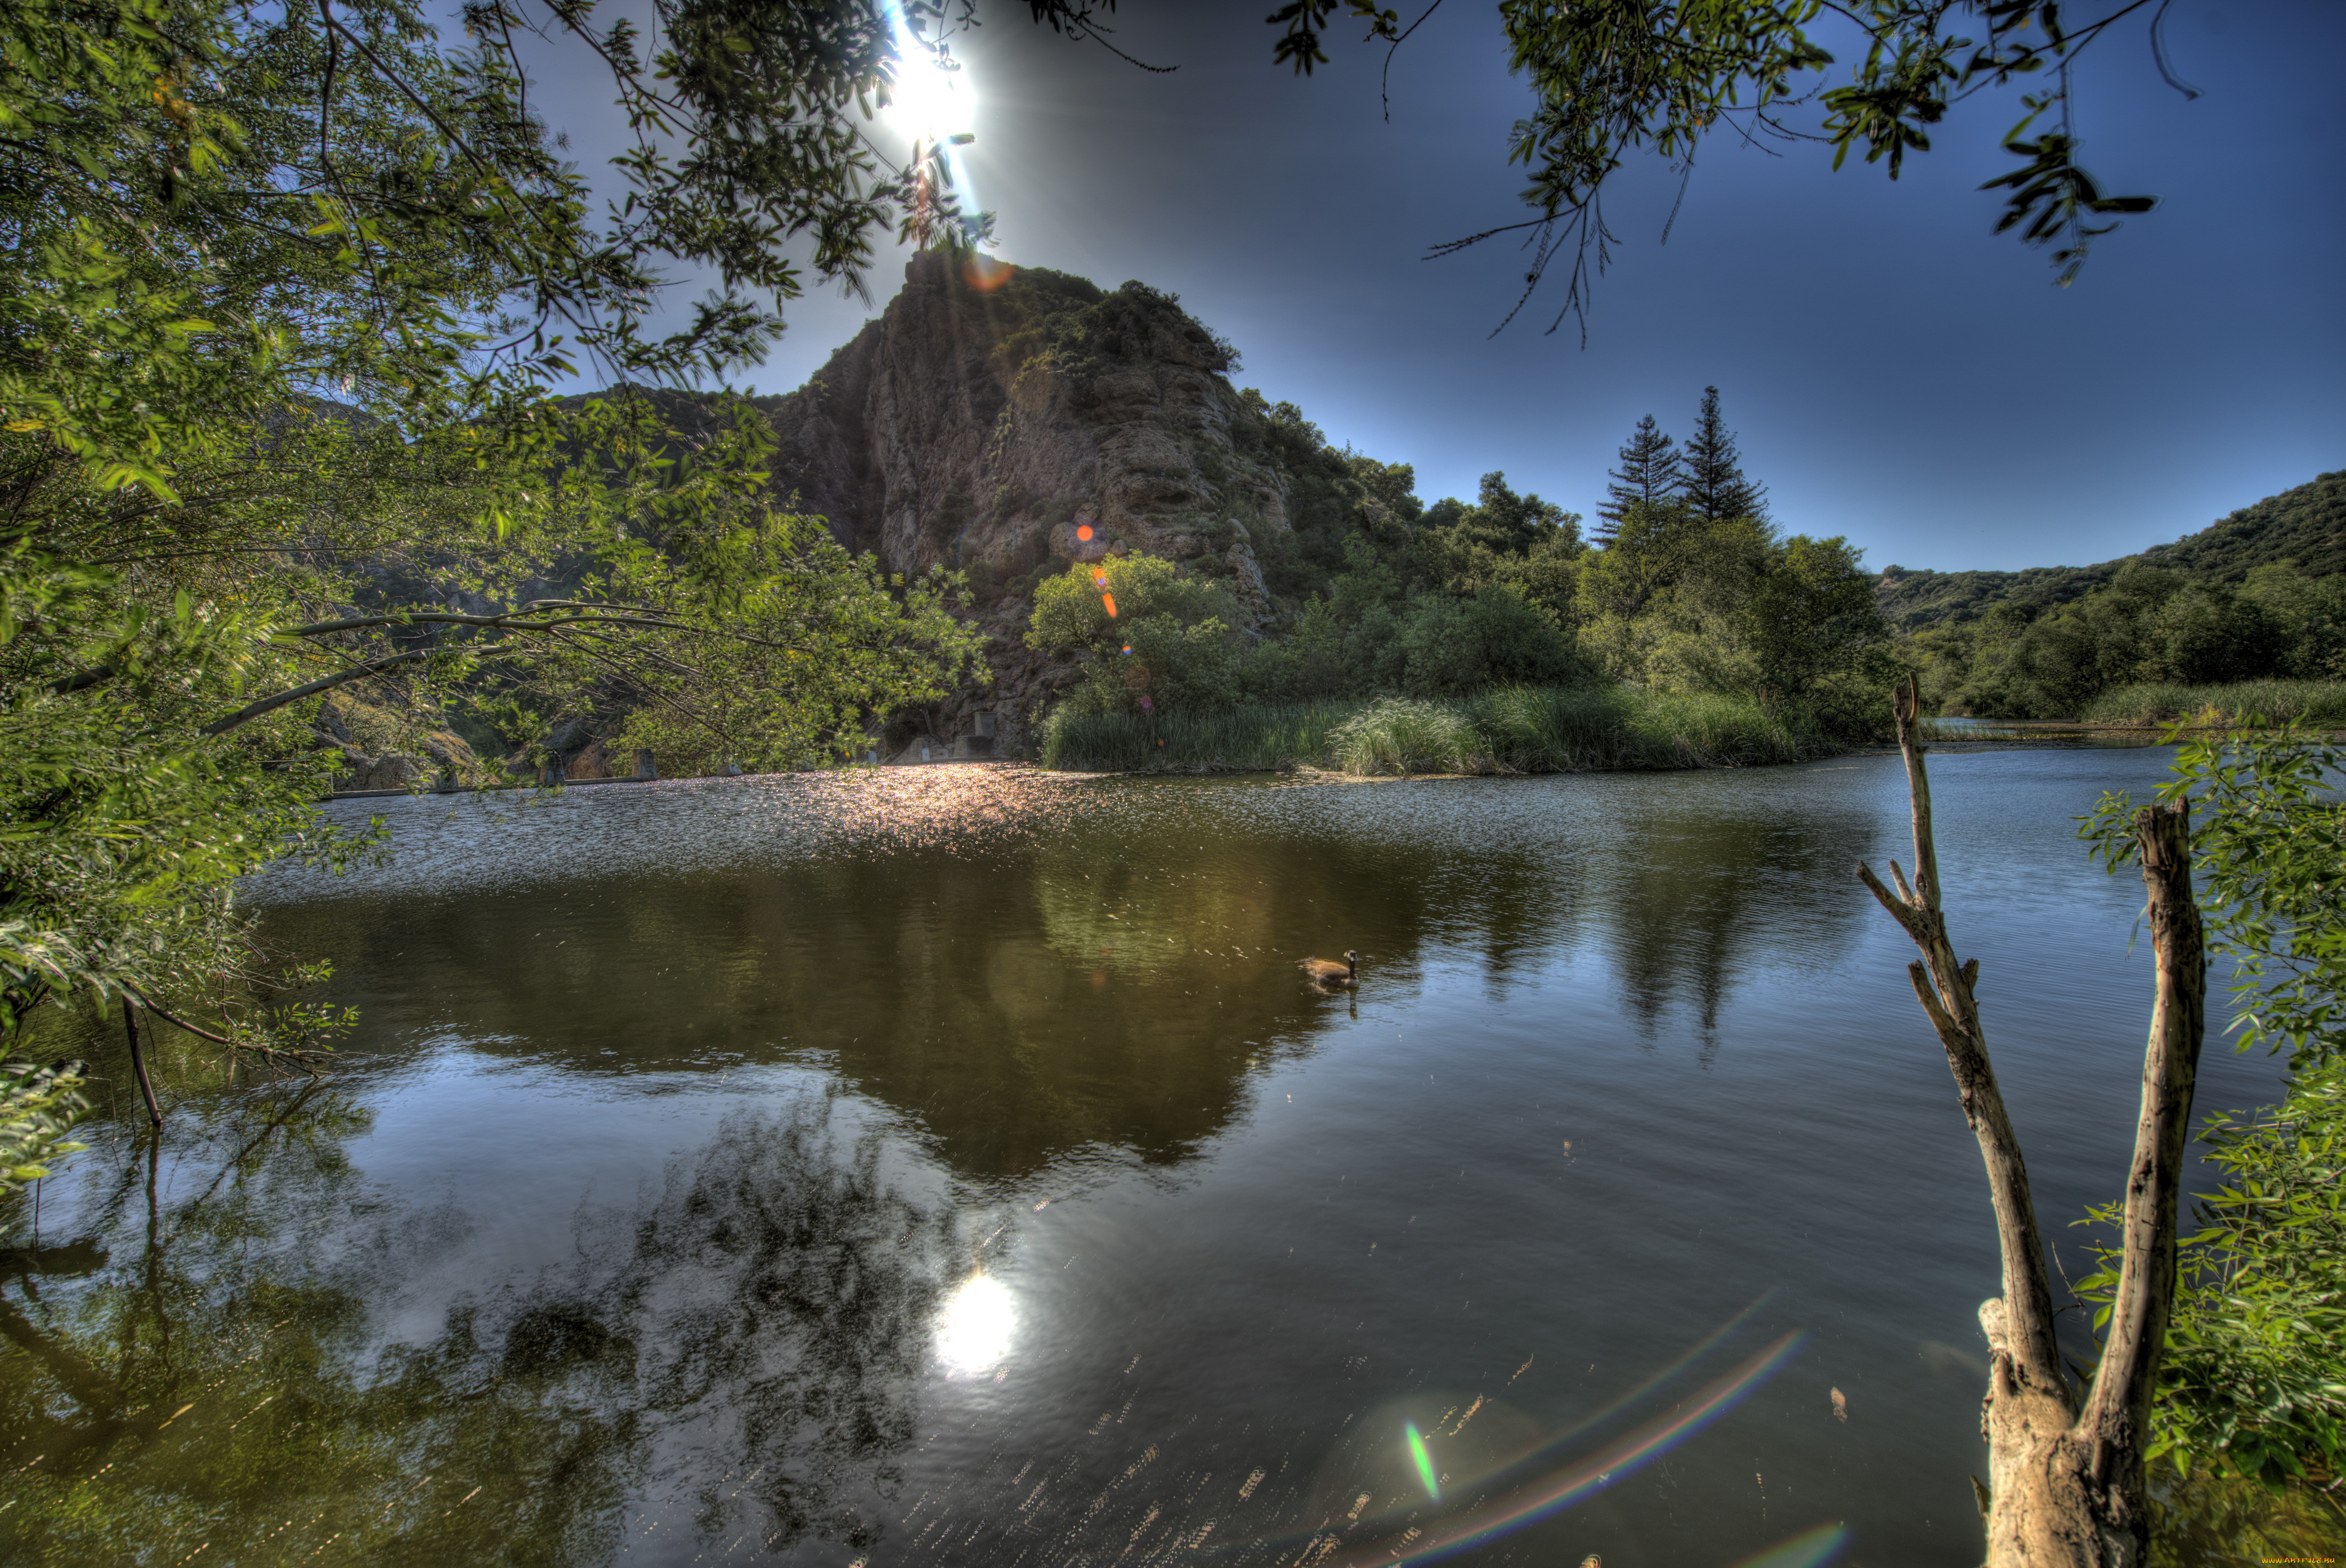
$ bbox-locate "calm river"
[0,747,2290,1567]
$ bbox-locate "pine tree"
[1681,386,1768,523]
[1595,415,1685,545]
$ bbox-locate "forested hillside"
[1879,471,2346,718]
[1877,470,2346,630]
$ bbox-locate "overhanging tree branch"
[198,643,514,736]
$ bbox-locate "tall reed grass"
[2079,680,2346,727]
[1039,686,1832,774]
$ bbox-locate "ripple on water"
[251,766,1126,901]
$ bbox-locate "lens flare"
[1405,1423,1439,1500]
[1311,1330,1806,1568]
[962,254,1013,291]
[1077,524,1094,541]
[1102,593,1117,617]
[1724,1524,1850,1568]
[1138,695,1153,711]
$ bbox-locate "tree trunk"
[1859,678,2205,1566]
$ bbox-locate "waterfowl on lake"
[1299,951,1360,988]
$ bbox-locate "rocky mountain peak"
[760,251,1295,628]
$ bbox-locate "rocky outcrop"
[751,254,1320,754]
[760,256,1299,738]
[315,696,486,791]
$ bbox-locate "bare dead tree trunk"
[1858,677,2206,1566]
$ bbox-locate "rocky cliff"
[756,253,1310,743]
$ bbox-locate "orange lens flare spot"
[1076,524,1094,541]
[1102,593,1118,617]
[962,256,1014,292]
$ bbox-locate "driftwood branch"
[1857,676,2208,1566]
[1857,675,2065,1396]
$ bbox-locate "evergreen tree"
[1682,386,1769,523]
[1596,415,1685,545]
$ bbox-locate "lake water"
[0,748,2291,1567]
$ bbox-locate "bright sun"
[881,37,973,141]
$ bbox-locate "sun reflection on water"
[935,1272,1017,1374]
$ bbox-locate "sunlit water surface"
[0,751,2290,1567]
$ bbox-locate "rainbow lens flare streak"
[1726,1522,1851,1568]
[1405,1423,1439,1501]
[1318,1330,1807,1568]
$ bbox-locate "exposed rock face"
[315,696,485,791]
[759,255,1299,742]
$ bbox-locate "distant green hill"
[1876,469,2346,631]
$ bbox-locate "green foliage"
[1919,559,2345,719]
[1879,472,2346,639]
[1411,0,2178,320]
[1237,389,1424,600]
[2080,680,2346,728]
[1355,583,1591,699]
[0,526,378,1036]
[1038,684,1825,775]
[1026,386,1873,751]
[2084,727,2346,1070]
[2079,1063,2346,1491]
[1037,699,1363,774]
[0,1058,88,1194]
[2076,725,2346,1489]
[0,0,1002,490]
[1579,503,1891,729]
[1328,698,1481,776]
[598,514,984,776]
[0,0,1006,1190]
[1681,386,1767,525]
[1028,555,1242,718]
[1597,415,1685,541]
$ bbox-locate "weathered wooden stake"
[1858,675,2205,1566]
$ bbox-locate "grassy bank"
[1038,686,1838,774]
[2078,680,2346,727]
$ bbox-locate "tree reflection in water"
[0,767,1910,1563]
[0,1086,960,1566]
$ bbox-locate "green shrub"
[2080,1062,2346,1490]
[1329,698,1484,775]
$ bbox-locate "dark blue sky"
[557,2,2346,574]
